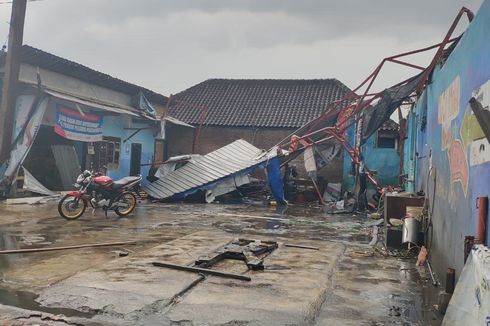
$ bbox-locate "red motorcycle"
[58,170,142,220]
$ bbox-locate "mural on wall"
[465,79,490,167]
[438,78,490,199]
[447,139,469,196]
[438,76,469,197]
[438,76,460,150]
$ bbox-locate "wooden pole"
[0,0,27,162]
[152,261,251,281]
[0,241,137,255]
[284,244,319,250]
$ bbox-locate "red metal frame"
[166,97,209,154]
[275,7,474,189]
[193,105,209,153]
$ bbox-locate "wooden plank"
[152,261,251,281]
[0,241,136,254]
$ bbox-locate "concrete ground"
[0,201,442,325]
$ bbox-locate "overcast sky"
[0,0,484,95]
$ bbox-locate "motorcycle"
[58,170,142,220]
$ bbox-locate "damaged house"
[167,78,351,183]
[0,45,192,195]
[343,118,401,190]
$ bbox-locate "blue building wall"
[102,115,156,185]
[404,0,490,278]
[342,123,401,191]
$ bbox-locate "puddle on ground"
[0,287,95,318]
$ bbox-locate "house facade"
[0,45,186,193]
[402,0,490,279]
[168,78,351,182]
[342,119,401,191]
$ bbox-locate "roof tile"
[168,79,350,128]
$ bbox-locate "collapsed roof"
[144,139,272,200]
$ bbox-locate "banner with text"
[54,106,103,142]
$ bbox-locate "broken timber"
[0,241,137,254]
[152,261,252,281]
[284,244,319,250]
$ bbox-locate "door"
[130,143,142,176]
[51,144,81,190]
[154,139,165,163]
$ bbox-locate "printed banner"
[443,245,490,325]
[54,106,103,142]
[0,95,48,186]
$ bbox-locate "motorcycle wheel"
[115,192,137,217]
[58,195,86,220]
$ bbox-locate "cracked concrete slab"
[0,203,442,325]
[0,303,112,326]
[37,230,346,325]
[162,238,345,326]
[37,230,229,320]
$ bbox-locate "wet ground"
[0,201,442,325]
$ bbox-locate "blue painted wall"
[102,115,156,185]
[404,0,490,278]
[342,122,401,191]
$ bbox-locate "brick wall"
[165,124,195,159]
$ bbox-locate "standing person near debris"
[147,162,159,183]
[283,164,298,201]
[357,155,368,211]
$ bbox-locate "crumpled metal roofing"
[44,88,141,117]
[144,139,270,200]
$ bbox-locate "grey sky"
[0,0,484,95]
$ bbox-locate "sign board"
[54,106,103,142]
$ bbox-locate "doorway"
[130,143,142,176]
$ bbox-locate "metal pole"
[0,0,27,162]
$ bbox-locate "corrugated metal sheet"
[51,145,81,190]
[44,88,141,117]
[144,139,270,200]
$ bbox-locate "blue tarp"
[266,157,287,205]
[133,91,157,117]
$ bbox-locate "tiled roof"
[0,45,167,105]
[379,119,400,132]
[168,79,350,128]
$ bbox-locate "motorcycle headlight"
[73,183,81,188]
[76,174,85,183]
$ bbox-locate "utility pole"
[0,0,27,162]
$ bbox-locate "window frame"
[95,136,121,170]
[375,130,398,149]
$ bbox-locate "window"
[94,137,121,170]
[376,131,398,149]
